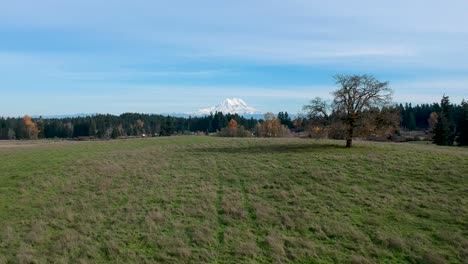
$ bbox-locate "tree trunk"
[346,120,354,148]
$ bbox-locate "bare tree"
[303,75,393,147]
[333,74,393,147]
[302,97,329,120]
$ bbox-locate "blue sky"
[1,0,467,116]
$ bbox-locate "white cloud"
[1,1,467,116]
[2,1,466,66]
[393,80,468,91]
[392,79,468,104]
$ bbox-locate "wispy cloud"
[393,79,468,91]
[392,79,468,104]
[1,1,467,116]
[55,69,234,81]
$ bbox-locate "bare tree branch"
[333,75,393,147]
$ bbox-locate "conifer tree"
[433,95,455,146]
[111,126,121,139]
[456,100,468,146]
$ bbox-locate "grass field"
[0,137,467,263]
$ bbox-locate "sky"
[1,0,467,117]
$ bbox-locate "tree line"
[1,102,466,146]
[0,113,258,140]
[1,75,467,147]
[395,96,468,146]
[431,96,468,146]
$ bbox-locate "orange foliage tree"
[218,119,251,137]
[255,113,291,137]
[136,119,145,136]
[428,112,438,132]
[228,119,238,137]
[23,115,39,139]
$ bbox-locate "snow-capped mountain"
[194,98,262,115]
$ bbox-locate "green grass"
[0,137,467,263]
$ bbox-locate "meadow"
[0,137,467,263]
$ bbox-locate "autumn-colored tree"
[218,119,251,137]
[428,112,438,131]
[264,112,276,121]
[228,119,238,137]
[354,106,400,140]
[23,115,39,139]
[136,119,144,128]
[255,113,291,137]
[271,118,282,137]
[136,119,145,135]
[308,126,328,139]
[292,118,304,131]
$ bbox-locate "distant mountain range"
[193,98,262,116]
[32,113,97,119]
[29,98,268,119]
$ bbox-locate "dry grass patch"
[189,226,217,246]
[221,190,248,221]
[0,137,466,263]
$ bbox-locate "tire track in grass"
[240,178,273,263]
[215,170,227,256]
[239,179,257,223]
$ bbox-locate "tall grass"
[0,137,466,263]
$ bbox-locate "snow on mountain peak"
[194,98,262,115]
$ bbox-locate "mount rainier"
[194,98,262,115]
